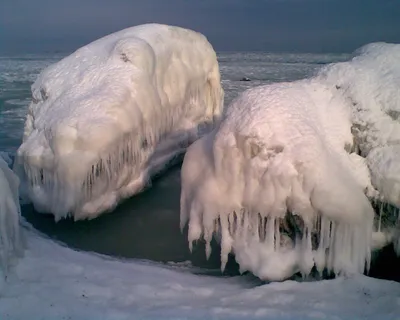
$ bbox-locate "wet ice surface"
[219,52,350,105]
[22,165,237,273]
[0,55,62,153]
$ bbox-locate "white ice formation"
[15,24,224,221]
[180,42,400,281]
[0,155,23,286]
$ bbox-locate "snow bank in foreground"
[1,228,399,320]
[0,155,23,287]
[14,23,224,221]
[180,42,400,281]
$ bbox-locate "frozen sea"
[1,51,400,319]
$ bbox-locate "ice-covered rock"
[15,24,224,221]
[180,42,400,281]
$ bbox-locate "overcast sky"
[1,0,399,53]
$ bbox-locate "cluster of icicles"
[18,123,178,219]
[80,130,156,200]
[188,208,373,281]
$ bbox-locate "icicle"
[264,217,275,251]
[219,214,233,271]
[188,201,203,253]
[203,205,214,260]
[298,226,313,278]
[274,217,280,250]
[394,213,400,257]
[204,228,212,260]
[315,215,329,275]
[0,157,24,281]
[378,202,383,232]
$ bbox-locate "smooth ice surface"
[15,24,223,220]
[1,227,399,320]
[0,155,23,288]
[181,43,400,281]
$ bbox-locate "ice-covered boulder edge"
[317,42,400,253]
[317,42,400,209]
[0,154,24,288]
[181,81,374,281]
[180,42,400,281]
[15,23,224,221]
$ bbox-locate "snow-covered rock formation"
[317,42,400,255]
[15,24,224,221]
[180,42,400,281]
[0,155,23,287]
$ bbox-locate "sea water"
[0,51,351,271]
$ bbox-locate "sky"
[1,0,400,54]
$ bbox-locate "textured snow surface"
[0,227,399,320]
[317,42,400,208]
[181,43,400,281]
[318,42,400,257]
[0,156,23,288]
[181,82,374,281]
[15,24,223,220]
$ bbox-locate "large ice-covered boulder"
[181,81,375,281]
[0,155,23,285]
[15,24,224,221]
[180,42,400,281]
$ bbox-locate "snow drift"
[14,24,224,221]
[2,228,400,320]
[180,42,400,281]
[0,154,23,286]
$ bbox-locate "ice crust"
[181,43,400,281]
[318,42,400,208]
[15,24,224,220]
